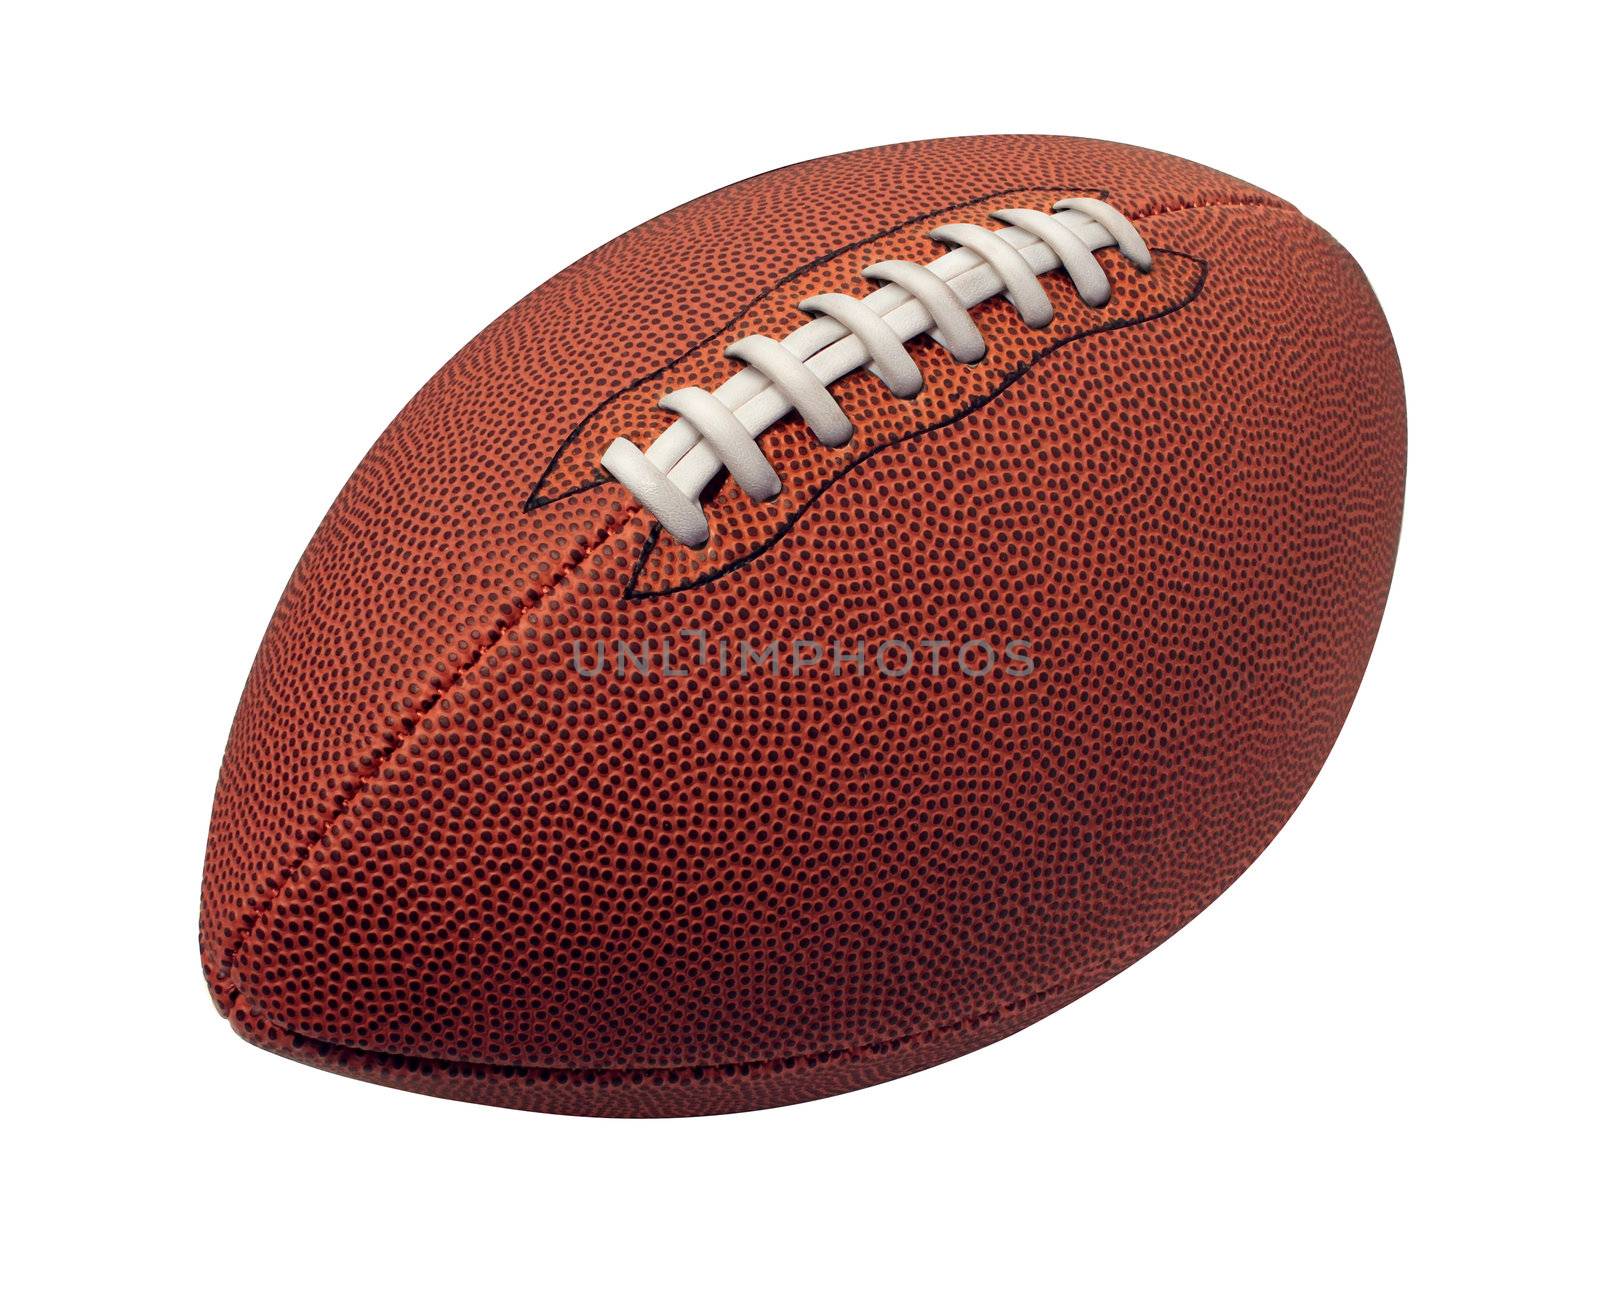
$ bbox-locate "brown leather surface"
[202,136,1405,1115]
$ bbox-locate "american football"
[201,134,1405,1116]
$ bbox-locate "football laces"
[601,197,1151,548]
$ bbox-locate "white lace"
[601,198,1152,548]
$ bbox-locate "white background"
[3,3,1593,1303]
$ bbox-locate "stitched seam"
[216,503,640,990]
[232,957,1105,1082]
[1129,192,1293,222]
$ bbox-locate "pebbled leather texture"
[202,136,1405,1115]
[530,184,1207,599]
